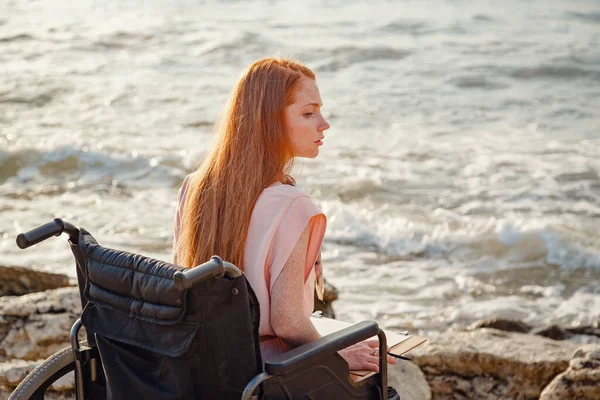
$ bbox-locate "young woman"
[173,57,395,372]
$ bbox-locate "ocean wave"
[0,146,185,193]
[320,200,600,271]
[181,120,214,129]
[0,151,25,183]
[510,64,600,80]
[472,14,495,22]
[570,52,600,66]
[449,75,509,90]
[0,33,35,43]
[0,85,68,107]
[312,46,411,72]
[378,18,471,37]
[378,20,430,35]
[554,170,599,183]
[91,31,157,51]
[567,11,600,24]
[191,30,270,58]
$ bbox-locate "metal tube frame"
[241,372,274,400]
[377,329,388,400]
[70,319,86,400]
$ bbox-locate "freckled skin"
[285,78,330,159]
[271,225,318,347]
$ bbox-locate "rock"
[566,322,600,339]
[387,360,432,400]
[533,325,572,341]
[0,359,75,399]
[468,318,531,333]
[314,279,338,318]
[49,370,75,392]
[0,266,70,297]
[409,328,584,400]
[0,358,72,393]
[0,287,81,361]
[0,359,40,389]
[539,346,600,400]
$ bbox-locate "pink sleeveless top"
[173,177,327,362]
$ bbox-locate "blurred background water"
[1,0,599,335]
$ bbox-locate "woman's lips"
[315,138,324,145]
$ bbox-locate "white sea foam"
[321,199,600,272]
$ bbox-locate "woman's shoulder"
[183,172,196,186]
[262,182,314,202]
[176,173,195,203]
[255,183,324,221]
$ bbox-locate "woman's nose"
[320,116,330,132]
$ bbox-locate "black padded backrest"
[80,228,185,324]
[77,228,263,400]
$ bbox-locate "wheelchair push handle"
[173,256,242,290]
[16,218,79,249]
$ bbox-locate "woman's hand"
[338,338,397,372]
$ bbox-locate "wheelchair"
[9,218,398,400]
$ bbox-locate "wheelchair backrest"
[77,228,262,400]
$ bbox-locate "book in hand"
[310,314,427,377]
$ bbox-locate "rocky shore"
[1,265,599,400]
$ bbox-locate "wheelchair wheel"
[8,342,82,400]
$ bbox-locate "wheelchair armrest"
[264,320,379,376]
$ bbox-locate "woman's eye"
[303,112,314,117]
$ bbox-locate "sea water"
[1,0,599,334]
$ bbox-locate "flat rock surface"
[0,287,80,361]
[0,266,70,297]
[408,328,591,400]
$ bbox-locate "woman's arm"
[270,224,396,372]
[271,225,321,347]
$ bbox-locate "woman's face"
[285,78,330,159]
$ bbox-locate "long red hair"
[177,58,316,270]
